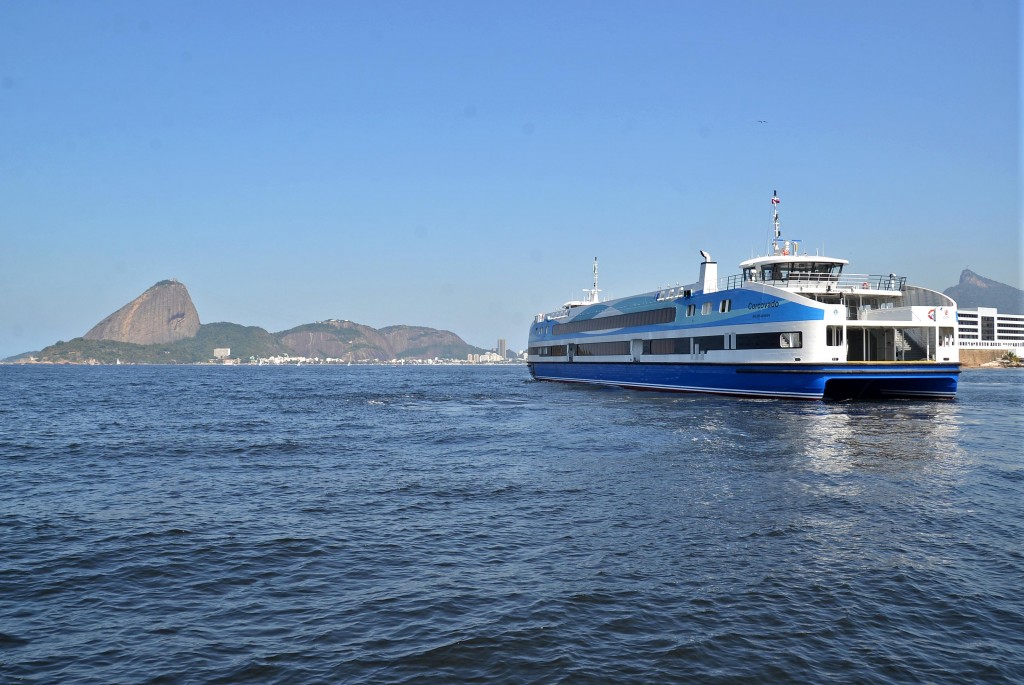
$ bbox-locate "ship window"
[736,332,804,350]
[780,332,802,348]
[736,332,782,349]
[693,335,725,352]
[701,302,712,315]
[576,341,630,356]
[686,304,696,317]
[643,338,691,355]
[826,326,844,346]
[719,299,731,313]
[529,345,567,357]
[551,307,676,335]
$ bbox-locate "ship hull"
[527,361,960,401]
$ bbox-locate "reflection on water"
[783,401,966,475]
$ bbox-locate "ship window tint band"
[693,335,726,351]
[575,341,631,356]
[736,332,803,350]
[643,338,691,355]
[528,345,567,357]
[552,307,676,335]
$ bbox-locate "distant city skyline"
[1,1,1019,359]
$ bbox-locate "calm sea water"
[1,365,1022,684]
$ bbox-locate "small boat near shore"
[527,192,960,400]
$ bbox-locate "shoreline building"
[957,307,1024,356]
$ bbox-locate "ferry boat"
[527,192,960,400]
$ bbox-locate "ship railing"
[535,309,570,323]
[719,272,906,292]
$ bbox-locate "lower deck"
[528,360,960,401]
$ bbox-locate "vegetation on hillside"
[19,321,488,364]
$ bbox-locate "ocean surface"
[1,365,1022,684]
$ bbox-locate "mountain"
[84,280,200,344]
[10,280,488,363]
[380,325,484,360]
[273,320,486,362]
[944,270,1024,314]
[19,323,288,364]
[20,320,486,364]
[277,320,392,361]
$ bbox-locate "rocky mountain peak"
[944,270,1024,314]
[84,280,201,345]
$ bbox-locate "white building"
[957,308,1024,353]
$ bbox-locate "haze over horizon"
[1,1,1019,359]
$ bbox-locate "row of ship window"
[550,301,736,336]
[528,330,830,357]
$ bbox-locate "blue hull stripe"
[528,361,959,400]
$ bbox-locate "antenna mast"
[772,189,781,239]
[771,190,783,255]
[585,257,601,303]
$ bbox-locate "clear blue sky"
[1,1,1019,358]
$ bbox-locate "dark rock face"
[84,280,201,345]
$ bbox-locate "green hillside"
[15,320,488,364]
[23,323,288,364]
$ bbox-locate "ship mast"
[771,189,781,254]
[768,190,795,256]
[584,257,601,303]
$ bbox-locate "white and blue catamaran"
[527,192,960,400]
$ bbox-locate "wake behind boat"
[527,192,960,400]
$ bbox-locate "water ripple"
[0,366,1021,683]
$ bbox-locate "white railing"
[535,309,570,323]
[718,272,906,292]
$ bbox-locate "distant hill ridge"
[16,280,487,363]
[943,269,1024,314]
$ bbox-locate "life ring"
[861,282,869,289]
